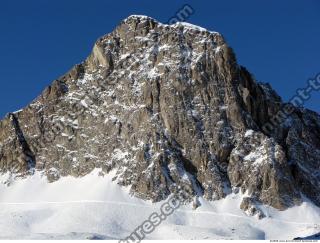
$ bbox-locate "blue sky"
[0,0,319,118]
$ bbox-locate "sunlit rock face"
[0,15,319,214]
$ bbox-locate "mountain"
[0,15,319,219]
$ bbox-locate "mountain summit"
[0,15,319,217]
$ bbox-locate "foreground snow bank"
[0,170,319,240]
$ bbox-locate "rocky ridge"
[0,15,319,217]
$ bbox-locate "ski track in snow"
[0,200,315,226]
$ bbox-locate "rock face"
[0,15,319,212]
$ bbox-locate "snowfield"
[0,170,319,240]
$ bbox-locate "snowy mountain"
[0,15,319,239]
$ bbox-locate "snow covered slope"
[0,170,319,240]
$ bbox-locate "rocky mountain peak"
[0,16,319,217]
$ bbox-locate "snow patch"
[245,129,254,137]
[174,22,208,32]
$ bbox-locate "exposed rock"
[0,15,319,213]
[240,197,265,219]
[192,196,201,210]
[228,130,301,210]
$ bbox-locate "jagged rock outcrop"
[0,15,319,213]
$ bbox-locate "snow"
[219,105,228,111]
[148,67,159,79]
[245,129,254,137]
[215,46,222,54]
[124,15,219,34]
[77,73,93,85]
[12,109,23,114]
[112,149,129,161]
[80,100,88,108]
[294,232,320,240]
[174,22,209,32]
[0,170,319,240]
[243,150,268,166]
[127,15,150,20]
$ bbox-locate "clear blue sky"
[0,0,319,118]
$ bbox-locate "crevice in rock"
[9,113,36,170]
